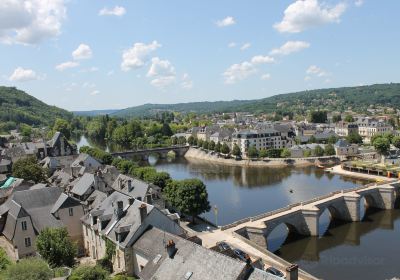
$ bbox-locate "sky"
[0,0,399,111]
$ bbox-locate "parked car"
[266,267,285,278]
[233,248,250,263]
[217,241,230,251]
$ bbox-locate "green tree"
[164,179,211,223]
[215,142,222,153]
[259,149,268,158]
[308,135,317,144]
[2,258,53,280]
[208,140,216,151]
[392,136,400,149]
[53,118,72,140]
[220,143,230,154]
[280,148,291,158]
[324,143,336,156]
[69,265,109,280]
[303,149,312,157]
[373,137,390,155]
[187,136,195,146]
[113,276,136,280]
[327,135,338,144]
[344,115,354,122]
[310,111,327,123]
[146,171,171,189]
[346,132,363,144]
[267,149,282,158]
[314,145,325,157]
[197,139,204,147]
[332,115,342,123]
[171,136,178,145]
[161,123,173,137]
[36,227,77,267]
[202,140,209,150]
[232,144,241,157]
[247,145,258,158]
[12,156,47,183]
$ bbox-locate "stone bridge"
[225,180,398,250]
[111,145,189,161]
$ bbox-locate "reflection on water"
[277,208,400,280]
[153,157,366,226]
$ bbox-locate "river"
[151,157,400,280]
[77,135,400,279]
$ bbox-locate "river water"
[78,135,400,279]
[152,157,400,280]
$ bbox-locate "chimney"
[128,180,133,192]
[118,178,123,189]
[139,203,147,223]
[286,264,299,280]
[166,240,176,258]
[116,200,124,218]
[128,197,135,205]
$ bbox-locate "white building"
[232,129,292,157]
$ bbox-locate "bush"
[2,258,53,280]
[69,265,110,280]
[0,247,11,271]
[79,146,112,164]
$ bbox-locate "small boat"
[289,189,294,193]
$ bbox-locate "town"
[0,104,399,279]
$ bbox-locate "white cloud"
[355,0,364,7]
[82,82,96,88]
[0,0,66,45]
[90,90,100,96]
[251,55,275,65]
[228,42,236,48]
[306,65,328,77]
[147,57,176,89]
[181,73,193,89]
[121,41,161,71]
[270,41,310,56]
[107,70,114,76]
[99,6,126,17]
[261,74,271,80]
[216,16,236,27]
[9,67,41,82]
[240,43,251,51]
[304,76,311,81]
[55,61,79,71]
[274,0,346,33]
[223,61,256,84]
[72,44,93,60]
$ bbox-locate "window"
[25,237,31,247]
[22,221,27,231]
[69,208,74,216]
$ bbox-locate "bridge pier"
[301,206,320,236]
[377,185,396,209]
[343,193,361,222]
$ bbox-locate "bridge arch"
[266,221,306,251]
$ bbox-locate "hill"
[0,86,73,127]
[114,83,400,117]
[73,109,120,116]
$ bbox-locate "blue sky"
[0,0,399,111]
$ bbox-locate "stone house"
[334,139,359,156]
[81,191,184,277]
[70,153,102,177]
[0,187,84,259]
[111,174,165,209]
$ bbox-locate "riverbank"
[326,164,393,182]
[184,147,340,168]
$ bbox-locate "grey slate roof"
[70,173,95,196]
[137,227,247,280]
[51,193,81,214]
[86,190,107,210]
[111,174,150,199]
[0,187,67,240]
